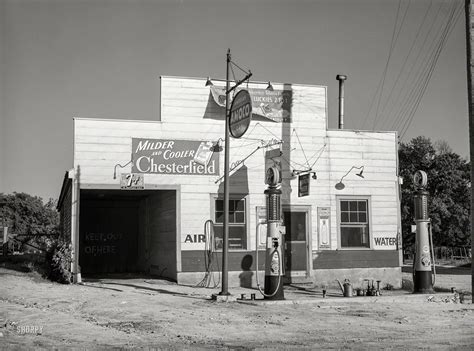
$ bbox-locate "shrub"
[46,239,72,284]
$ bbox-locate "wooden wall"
[73,76,400,278]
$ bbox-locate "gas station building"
[57,76,402,289]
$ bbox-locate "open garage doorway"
[79,189,177,281]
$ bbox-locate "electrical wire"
[392,0,460,134]
[387,1,445,131]
[379,0,434,131]
[292,129,311,169]
[399,2,462,139]
[230,60,251,75]
[362,0,403,129]
[373,0,411,130]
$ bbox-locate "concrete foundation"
[178,267,402,290]
[312,267,402,290]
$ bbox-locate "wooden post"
[464,0,474,299]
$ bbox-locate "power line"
[373,0,411,130]
[395,0,460,134]
[388,1,448,131]
[379,0,434,131]
[362,0,402,130]
[399,2,462,139]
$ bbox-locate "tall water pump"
[412,170,435,293]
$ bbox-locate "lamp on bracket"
[266,81,274,91]
[205,77,213,86]
[211,138,224,152]
[113,160,133,180]
[335,165,365,190]
[291,169,317,180]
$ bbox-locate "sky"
[0,0,469,201]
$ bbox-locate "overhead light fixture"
[211,139,223,152]
[113,160,133,179]
[266,81,274,91]
[205,77,213,86]
[312,172,317,180]
[335,166,365,190]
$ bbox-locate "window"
[338,198,370,248]
[213,198,247,250]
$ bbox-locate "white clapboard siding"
[73,76,399,252]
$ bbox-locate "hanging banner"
[132,138,219,175]
[209,85,292,123]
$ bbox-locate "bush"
[46,239,72,284]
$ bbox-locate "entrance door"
[283,207,311,279]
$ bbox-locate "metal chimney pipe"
[336,74,347,129]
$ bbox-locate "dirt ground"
[0,264,473,350]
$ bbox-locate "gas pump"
[412,170,436,293]
[255,166,285,300]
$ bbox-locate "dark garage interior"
[79,189,177,280]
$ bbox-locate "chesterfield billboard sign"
[132,138,219,175]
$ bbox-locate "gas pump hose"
[255,229,282,298]
[428,220,436,287]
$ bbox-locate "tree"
[0,192,59,236]
[399,137,470,251]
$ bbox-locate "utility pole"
[214,49,252,298]
[465,0,474,299]
[220,49,231,296]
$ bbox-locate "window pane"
[358,201,367,211]
[229,226,246,249]
[214,197,247,250]
[350,212,358,222]
[341,201,348,211]
[349,201,357,211]
[235,200,244,211]
[341,212,349,223]
[341,225,370,248]
[359,213,367,223]
[213,226,223,250]
[215,211,224,224]
[235,212,245,223]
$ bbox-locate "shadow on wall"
[239,254,254,288]
[217,165,249,197]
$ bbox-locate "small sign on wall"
[373,235,397,249]
[298,174,310,197]
[120,173,144,189]
[318,207,331,249]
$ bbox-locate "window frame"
[210,194,250,251]
[336,195,372,250]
